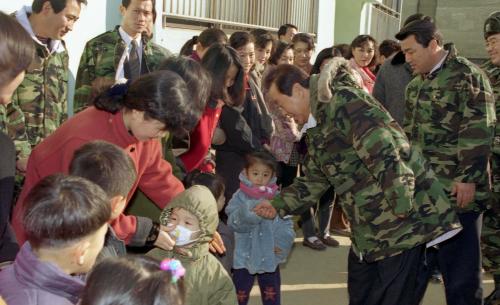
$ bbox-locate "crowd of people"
[0,0,498,305]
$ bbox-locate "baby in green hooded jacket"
[147,185,237,305]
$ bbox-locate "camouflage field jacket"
[482,60,499,194]
[12,6,69,148]
[404,44,496,212]
[271,59,461,262]
[73,26,171,112]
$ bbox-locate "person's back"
[69,140,138,259]
[0,174,110,305]
[147,186,237,305]
[81,256,185,305]
[372,51,413,126]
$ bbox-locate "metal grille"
[370,2,401,42]
[163,0,318,34]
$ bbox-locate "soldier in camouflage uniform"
[482,11,500,305]
[12,0,85,148]
[255,60,462,305]
[397,19,496,305]
[73,0,171,112]
[0,104,31,170]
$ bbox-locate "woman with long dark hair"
[215,32,273,206]
[12,70,207,252]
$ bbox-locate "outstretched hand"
[154,225,176,251]
[209,231,226,254]
[253,200,277,219]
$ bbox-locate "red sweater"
[179,101,222,172]
[12,107,184,244]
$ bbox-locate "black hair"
[278,23,298,38]
[403,13,433,27]
[311,47,343,75]
[23,174,111,249]
[0,11,35,85]
[244,151,278,174]
[158,56,211,115]
[229,31,253,50]
[250,29,275,50]
[180,28,227,57]
[93,70,202,135]
[81,256,185,305]
[395,18,442,47]
[69,140,137,198]
[250,28,268,39]
[292,33,315,51]
[348,34,379,68]
[263,64,309,96]
[268,41,293,65]
[32,0,87,14]
[183,170,225,200]
[179,37,196,57]
[378,39,401,58]
[333,43,350,59]
[201,43,245,107]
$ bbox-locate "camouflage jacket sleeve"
[0,104,31,159]
[482,60,500,192]
[271,147,331,216]
[455,70,496,183]
[74,41,96,113]
[342,90,415,215]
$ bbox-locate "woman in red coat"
[13,70,207,250]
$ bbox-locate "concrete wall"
[435,0,495,59]
[334,0,368,44]
[401,0,495,59]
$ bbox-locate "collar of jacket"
[238,172,278,199]
[482,60,500,83]
[390,51,413,74]
[315,57,363,104]
[148,242,210,263]
[108,110,141,146]
[425,43,458,80]
[112,25,155,69]
[15,6,67,55]
[13,243,85,303]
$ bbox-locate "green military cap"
[484,11,500,38]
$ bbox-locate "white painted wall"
[0,1,335,112]
[315,0,336,56]
[0,0,122,114]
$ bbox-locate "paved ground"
[247,234,494,305]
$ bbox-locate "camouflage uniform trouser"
[482,192,500,276]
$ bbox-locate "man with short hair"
[12,0,85,150]
[74,0,171,112]
[481,11,500,305]
[397,18,496,305]
[254,61,462,305]
[277,23,297,44]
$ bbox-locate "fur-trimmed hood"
[316,57,364,103]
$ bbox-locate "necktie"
[125,40,141,81]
